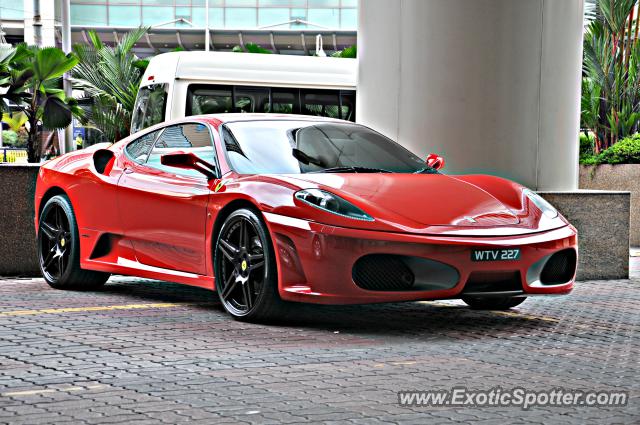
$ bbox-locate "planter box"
[539,191,630,281]
[580,164,640,246]
[0,164,631,281]
[0,164,40,276]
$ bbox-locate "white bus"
[130,51,357,134]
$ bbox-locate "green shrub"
[597,133,640,164]
[579,132,597,164]
[1,130,18,146]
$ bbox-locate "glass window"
[146,124,216,177]
[191,7,224,28]
[308,8,339,27]
[109,5,141,27]
[142,6,173,26]
[222,121,426,175]
[301,90,355,121]
[260,0,306,6]
[187,85,233,115]
[226,8,257,28]
[340,8,357,29]
[226,0,257,6]
[271,89,298,114]
[0,0,23,20]
[341,0,357,6]
[71,5,107,26]
[258,8,289,27]
[125,130,160,164]
[308,0,340,7]
[234,87,270,113]
[131,84,168,134]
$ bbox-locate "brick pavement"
[0,275,638,424]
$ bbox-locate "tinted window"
[131,84,168,134]
[222,121,426,175]
[146,123,216,177]
[125,130,159,163]
[186,84,356,122]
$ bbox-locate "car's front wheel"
[214,208,286,321]
[38,195,110,289]
[462,296,526,310]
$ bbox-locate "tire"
[462,296,526,310]
[213,208,286,322]
[38,194,110,290]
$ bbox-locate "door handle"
[124,167,134,174]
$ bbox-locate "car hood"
[288,173,520,228]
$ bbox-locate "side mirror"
[160,152,217,180]
[426,153,445,170]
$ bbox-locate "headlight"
[523,189,558,219]
[295,189,374,221]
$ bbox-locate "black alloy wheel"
[38,195,110,289]
[214,208,285,321]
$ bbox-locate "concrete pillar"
[23,0,57,47]
[357,0,584,190]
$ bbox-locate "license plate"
[471,248,521,262]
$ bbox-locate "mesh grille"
[352,255,415,291]
[540,249,577,285]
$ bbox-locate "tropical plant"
[232,43,273,54]
[71,27,149,143]
[2,111,28,132]
[0,44,81,162]
[582,0,640,154]
[331,45,357,58]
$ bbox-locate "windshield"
[221,120,431,174]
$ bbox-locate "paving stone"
[0,276,637,423]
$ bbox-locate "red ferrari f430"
[35,115,577,321]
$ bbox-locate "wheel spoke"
[248,252,263,262]
[220,271,239,300]
[42,248,55,269]
[40,221,57,240]
[57,253,65,276]
[249,260,265,271]
[242,281,253,309]
[239,219,249,249]
[219,239,239,262]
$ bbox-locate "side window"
[131,84,168,134]
[146,123,216,177]
[186,85,233,115]
[125,130,159,163]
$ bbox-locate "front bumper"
[264,213,577,305]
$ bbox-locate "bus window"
[131,84,168,134]
[301,90,341,119]
[185,84,356,122]
[234,86,270,113]
[187,86,233,115]
[270,89,298,114]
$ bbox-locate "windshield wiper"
[413,167,439,174]
[311,166,392,174]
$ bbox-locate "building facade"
[69,0,357,29]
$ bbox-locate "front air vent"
[540,249,577,285]
[353,255,415,291]
[352,254,460,292]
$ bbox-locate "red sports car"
[35,114,577,321]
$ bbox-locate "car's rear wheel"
[462,296,526,310]
[38,195,110,289]
[214,208,286,322]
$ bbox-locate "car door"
[118,122,217,275]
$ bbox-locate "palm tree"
[71,28,148,143]
[582,0,640,152]
[0,45,81,162]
